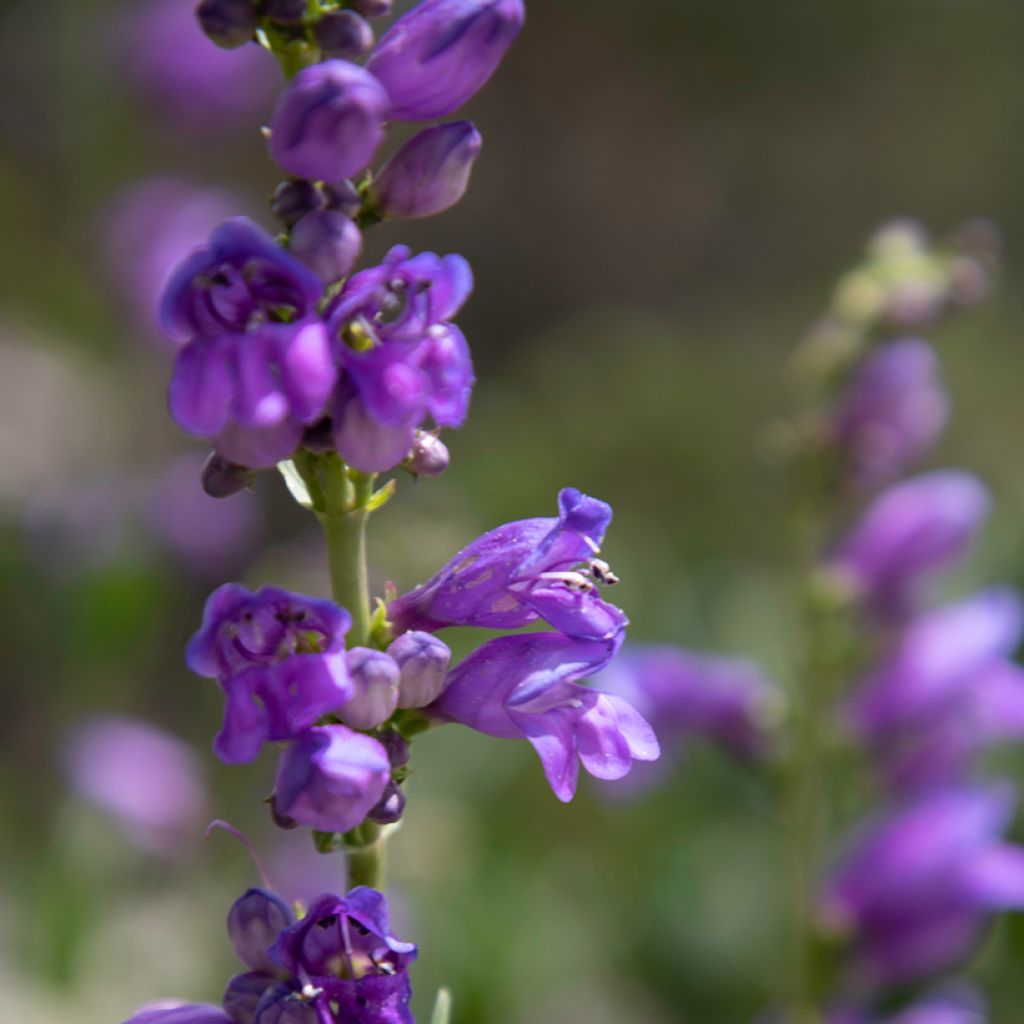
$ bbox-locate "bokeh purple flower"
[122,1003,234,1024]
[390,487,627,641]
[433,631,658,801]
[64,715,206,858]
[186,584,353,763]
[366,0,525,121]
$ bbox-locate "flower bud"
[273,725,391,833]
[377,728,410,768]
[388,630,452,708]
[223,973,273,1024]
[351,0,393,16]
[366,0,525,121]
[321,179,362,217]
[337,647,400,729]
[270,179,323,228]
[264,0,307,24]
[404,431,450,477]
[313,11,375,60]
[195,0,258,49]
[201,451,252,498]
[374,121,482,220]
[289,209,362,283]
[227,888,294,974]
[367,780,406,824]
[268,60,389,182]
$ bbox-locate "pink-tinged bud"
[337,647,401,729]
[289,209,362,283]
[404,431,450,476]
[388,630,452,708]
[273,725,390,833]
[195,0,258,49]
[374,121,482,219]
[314,11,375,60]
[366,0,525,121]
[268,60,389,182]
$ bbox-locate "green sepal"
[369,597,394,649]
[365,477,397,513]
[430,988,452,1024]
[278,459,314,510]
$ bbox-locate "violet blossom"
[123,1004,234,1024]
[821,784,1024,986]
[432,631,659,801]
[186,584,353,764]
[366,0,526,122]
[389,487,627,641]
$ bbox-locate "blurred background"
[3,1,1024,1021]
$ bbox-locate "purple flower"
[266,888,417,1024]
[64,715,206,858]
[273,725,391,832]
[119,0,275,136]
[366,0,525,121]
[848,588,1023,736]
[373,121,483,219]
[122,1004,234,1024]
[594,645,782,761]
[186,584,354,764]
[432,632,658,801]
[337,647,401,729]
[289,209,362,284]
[268,60,390,183]
[390,487,627,641]
[833,339,949,486]
[160,218,323,343]
[827,471,990,616]
[227,888,295,976]
[387,630,452,708]
[325,245,475,471]
[821,785,1024,985]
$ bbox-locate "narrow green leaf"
[365,477,397,513]
[430,988,452,1024]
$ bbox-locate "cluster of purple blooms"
[798,223,1022,1019]
[125,885,417,1024]
[162,0,525,478]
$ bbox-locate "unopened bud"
[290,209,362,283]
[377,729,410,768]
[314,11,375,60]
[388,630,452,708]
[201,451,252,498]
[264,0,307,24]
[321,179,362,218]
[351,0,393,17]
[195,0,258,49]
[227,888,294,974]
[337,647,400,729]
[270,179,323,228]
[374,121,482,219]
[404,432,450,477]
[367,780,406,824]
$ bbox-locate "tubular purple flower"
[387,630,452,707]
[273,725,391,832]
[366,0,525,121]
[848,588,1024,736]
[159,218,322,343]
[186,584,354,764]
[593,645,783,761]
[821,785,1024,985]
[227,888,295,976]
[827,471,990,616]
[833,339,949,486]
[289,209,362,284]
[432,632,659,801]
[122,1005,234,1024]
[268,60,390,183]
[373,121,483,220]
[337,647,401,729]
[389,487,628,641]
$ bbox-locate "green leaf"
[277,459,314,509]
[430,988,452,1024]
[365,477,397,513]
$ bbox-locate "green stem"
[346,823,384,889]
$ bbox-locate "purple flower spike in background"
[366,0,526,121]
[273,725,391,831]
[821,785,1024,986]
[65,715,206,857]
[186,584,353,763]
[433,632,658,801]
[594,645,783,762]
[827,470,990,616]
[833,338,949,486]
[390,487,627,641]
[373,121,483,219]
[268,60,390,182]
